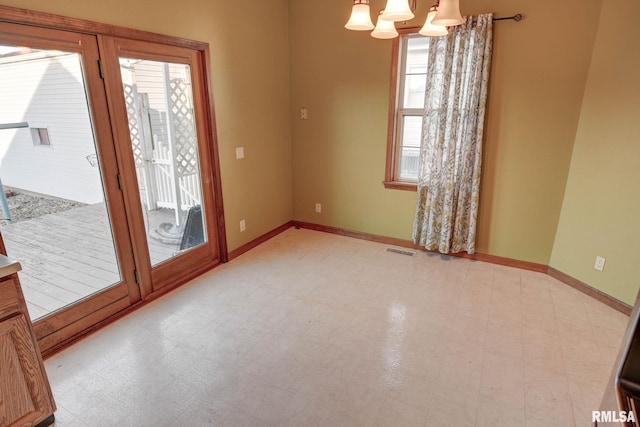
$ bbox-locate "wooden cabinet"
[0,258,55,427]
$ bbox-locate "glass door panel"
[119,58,207,267]
[0,23,139,354]
[0,44,122,320]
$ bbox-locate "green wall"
[0,0,293,252]
[550,0,640,305]
[289,0,602,265]
[289,0,418,239]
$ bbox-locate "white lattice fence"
[122,73,201,216]
[123,83,153,209]
[169,77,201,209]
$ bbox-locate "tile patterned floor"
[46,228,629,426]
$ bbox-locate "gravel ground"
[1,188,86,225]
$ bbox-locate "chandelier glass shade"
[372,11,400,39]
[380,0,414,21]
[345,0,375,30]
[345,0,463,38]
[431,0,464,26]
[419,6,448,36]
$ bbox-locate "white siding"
[0,51,104,204]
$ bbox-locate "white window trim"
[384,30,426,191]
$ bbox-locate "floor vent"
[385,248,416,257]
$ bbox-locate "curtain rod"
[406,1,524,23]
[493,14,523,22]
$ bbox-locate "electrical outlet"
[235,147,245,159]
[315,203,322,213]
[300,108,308,120]
[594,256,606,272]
[239,219,246,232]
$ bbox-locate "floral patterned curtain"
[412,14,493,254]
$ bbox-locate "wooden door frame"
[0,5,228,354]
[99,36,225,295]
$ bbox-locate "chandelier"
[345,0,464,39]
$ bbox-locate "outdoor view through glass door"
[0,43,124,321]
[120,58,207,266]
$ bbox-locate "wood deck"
[0,203,179,320]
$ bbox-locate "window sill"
[383,181,417,191]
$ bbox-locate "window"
[30,127,51,146]
[384,32,430,191]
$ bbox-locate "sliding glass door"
[0,45,122,320]
[0,15,225,354]
[0,22,139,352]
[101,36,222,294]
[120,58,208,266]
